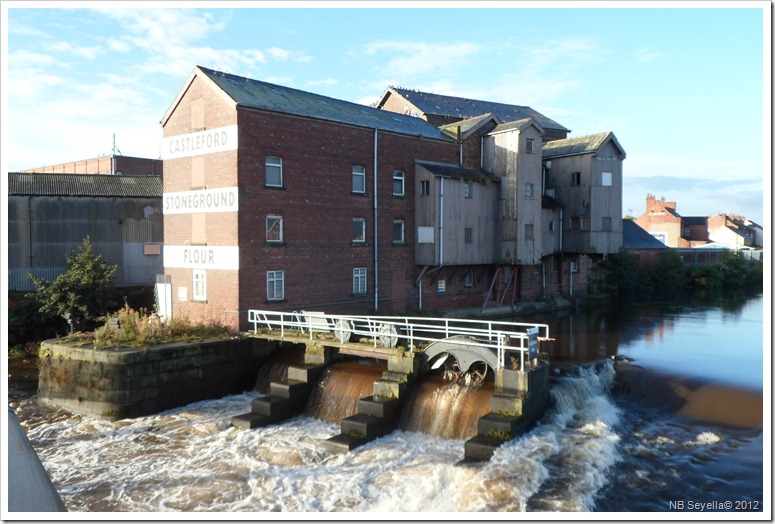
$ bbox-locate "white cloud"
[45,41,104,60]
[363,41,483,78]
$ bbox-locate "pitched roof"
[682,216,707,226]
[171,66,452,142]
[542,131,626,159]
[490,117,544,135]
[415,160,490,180]
[623,219,668,249]
[439,112,500,139]
[8,173,162,198]
[383,87,569,132]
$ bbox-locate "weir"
[230,310,553,461]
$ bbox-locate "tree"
[650,250,688,294]
[27,237,118,332]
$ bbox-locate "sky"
[2,1,770,224]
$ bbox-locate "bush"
[604,251,653,297]
[89,304,231,350]
[650,250,689,294]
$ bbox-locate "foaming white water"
[19,362,622,513]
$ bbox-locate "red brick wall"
[24,156,162,176]
[234,108,459,322]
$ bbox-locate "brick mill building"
[160,66,625,331]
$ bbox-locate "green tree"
[27,237,119,332]
[650,250,688,294]
[604,251,652,297]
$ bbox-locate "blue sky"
[3,2,770,224]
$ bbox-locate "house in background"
[635,194,709,248]
[622,219,668,268]
[8,172,164,291]
[23,154,162,178]
[707,213,760,250]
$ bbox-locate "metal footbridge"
[247,309,550,371]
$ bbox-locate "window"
[266,156,283,187]
[266,215,283,243]
[503,266,513,284]
[464,182,473,198]
[570,260,579,273]
[463,268,474,287]
[580,216,590,231]
[353,267,367,295]
[464,227,473,244]
[353,218,366,243]
[602,217,612,232]
[193,270,206,302]
[525,138,535,154]
[525,224,534,239]
[571,172,581,185]
[549,220,555,232]
[267,270,285,301]
[417,226,434,244]
[420,180,430,196]
[393,220,405,244]
[352,166,366,193]
[684,227,691,237]
[393,171,405,196]
[525,183,534,199]
[602,171,612,187]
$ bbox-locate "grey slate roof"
[439,112,499,138]
[542,131,625,159]
[682,216,707,226]
[197,66,452,141]
[415,160,490,180]
[8,173,163,198]
[388,87,569,132]
[623,219,668,249]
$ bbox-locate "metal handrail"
[247,309,546,370]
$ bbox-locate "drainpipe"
[439,176,444,265]
[457,126,463,166]
[373,128,379,311]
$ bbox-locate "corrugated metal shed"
[542,131,626,159]
[8,173,162,198]
[197,66,452,141]
[388,87,569,133]
[623,219,668,249]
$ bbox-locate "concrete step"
[270,380,309,402]
[381,370,409,383]
[322,433,368,454]
[372,378,407,399]
[251,396,291,418]
[463,434,505,462]
[230,412,273,430]
[489,394,525,417]
[357,395,401,420]
[476,412,522,437]
[287,364,327,384]
[340,413,392,440]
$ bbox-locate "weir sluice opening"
[232,310,556,461]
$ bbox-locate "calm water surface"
[9,293,767,514]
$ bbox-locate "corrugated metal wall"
[8,196,163,291]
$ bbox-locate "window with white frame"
[353,267,367,295]
[353,218,366,243]
[393,171,405,196]
[525,183,534,199]
[193,270,206,301]
[393,220,405,244]
[266,270,285,301]
[266,156,283,187]
[602,217,612,232]
[525,138,535,153]
[602,171,613,187]
[420,180,430,196]
[266,215,283,243]
[352,166,366,193]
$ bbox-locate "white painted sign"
[164,245,239,270]
[163,187,238,215]
[178,286,188,302]
[161,125,238,160]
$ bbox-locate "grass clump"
[81,303,232,350]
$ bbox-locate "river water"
[8,293,767,515]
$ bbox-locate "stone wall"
[38,337,276,420]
